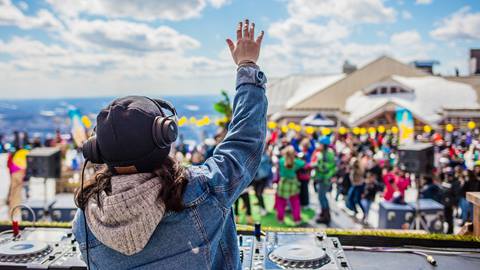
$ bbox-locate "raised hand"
[226,19,264,66]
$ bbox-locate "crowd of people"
[2,124,480,233]
[173,125,480,233]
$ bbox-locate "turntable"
[269,244,331,269]
[0,240,51,263]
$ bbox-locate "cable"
[0,230,13,237]
[81,160,90,270]
[10,204,36,226]
[343,246,438,266]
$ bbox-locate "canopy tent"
[300,113,335,127]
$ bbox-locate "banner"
[395,107,414,145]
[68,107,87,147]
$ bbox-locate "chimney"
[470,49,480,75]
[342,60,357,74]
[412,60,439,74]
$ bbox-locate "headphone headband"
[146,97,177,118]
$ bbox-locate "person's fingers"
[250,23,255,40]
[226,38,235,54]
[256,30,264,45]
[236,21,242,41]
[243,19,249,39]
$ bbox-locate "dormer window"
[363,79,414,96]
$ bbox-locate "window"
[366,83,413,96]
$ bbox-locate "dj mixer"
[0,227,351,270]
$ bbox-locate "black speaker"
[27,147,61,178]
[398,143,434,175]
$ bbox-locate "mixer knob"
[48,255,55,260]
[316,233,325,241]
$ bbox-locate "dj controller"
[0,227,351,270]
[0,227,85,269]
[239,232,351,270]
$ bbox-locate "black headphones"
[82,97,178,164]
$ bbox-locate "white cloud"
[47,0,230,21]
[0,35,232,98]
[207,0,231,9]
[261,0,399,75]
[402,10,412,20]
[269,19,349,46]
[390,30,434,61]
[65,19,200,52]
[0,0,62,30]
[415,0,432,5]
[430,6,480,41]
[0,0,240,98]
[17,1,28,11]
[287,0,397,24]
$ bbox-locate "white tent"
[300,113,335,127]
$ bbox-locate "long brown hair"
[283,146,296,169]
[75,156,188,212]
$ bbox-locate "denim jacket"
[73,67,268,270]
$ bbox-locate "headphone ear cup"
[82,136,103,164]
[153,116,178,148]
[161,118,178,145]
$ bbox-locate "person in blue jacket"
[73,19,267,270]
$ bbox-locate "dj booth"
[0,222,479,270]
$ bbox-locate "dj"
[73,20,267,269]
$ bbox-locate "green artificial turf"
[235,191,316,227]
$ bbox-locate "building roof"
[345,75,480,126]
[287,56,428,111]
[266,73,344,115]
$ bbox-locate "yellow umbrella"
[468,121,476,130]
[305,126,315,135]
[445,124,454,133]
[322,127,331,135]
[352,127,360,135]
[423,125,432,133]
[178,116,188,127]
[267,121,277,129]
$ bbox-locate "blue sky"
[0,0,479,98]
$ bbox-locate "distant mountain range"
[0,95,221,143]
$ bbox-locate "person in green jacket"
[312,136,337,224]
[276,146,305,225]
